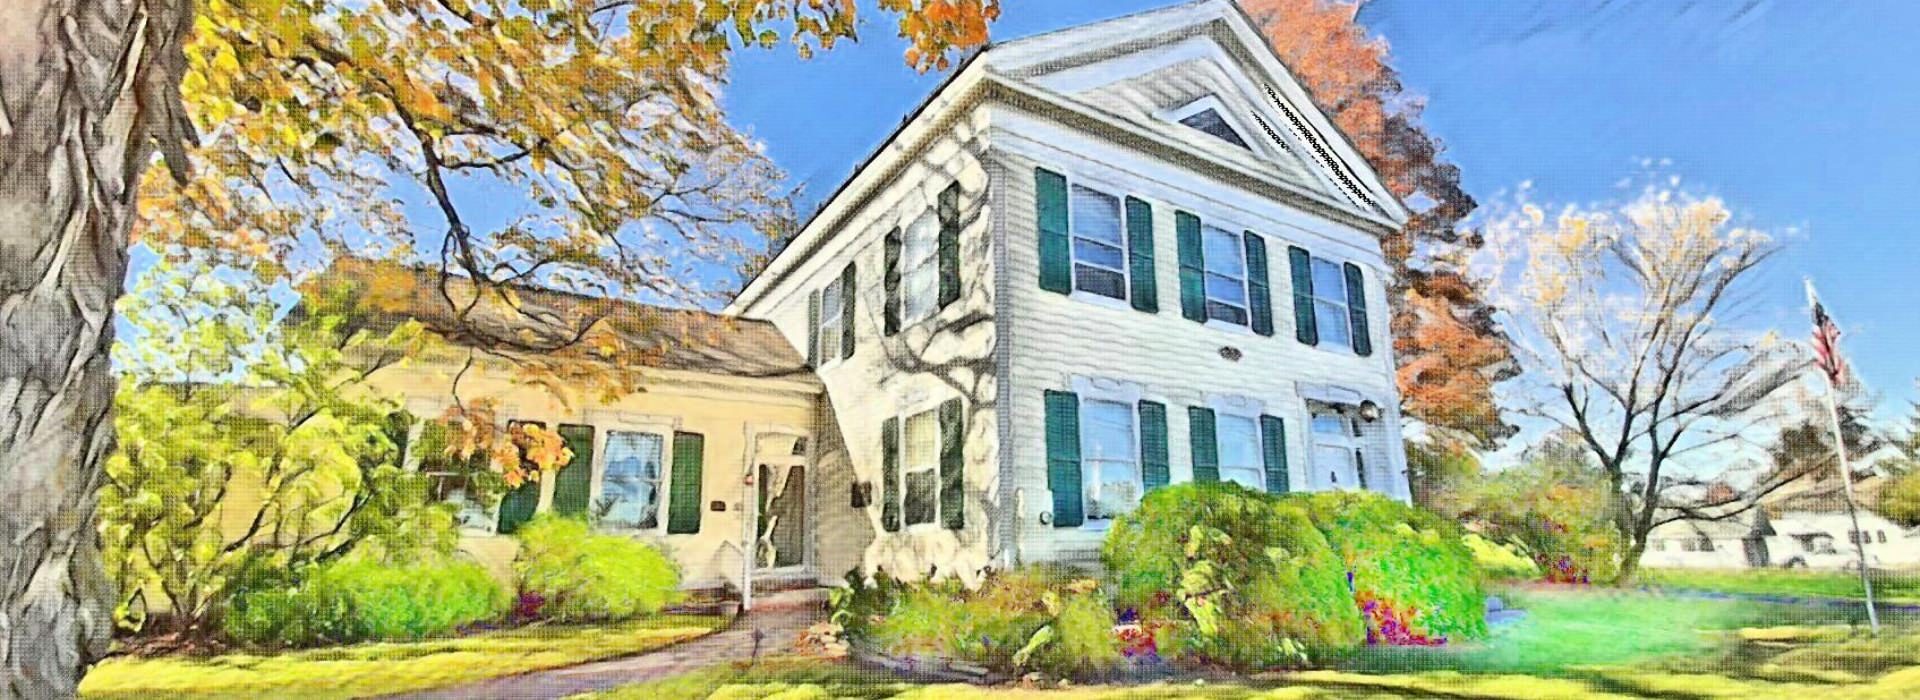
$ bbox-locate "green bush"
[1455,439,1623,584]
[1102,482,1362,669]
[514,516,682,621]
[845,566,1122,678]
[223,556,508,647]
[1295,491,1487,644]
[1464,533,1540,580]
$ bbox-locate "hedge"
[1296,491,1488,644]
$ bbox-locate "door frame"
[740,424,814,607]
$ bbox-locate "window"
[1080,399,1140,521]
[902,210,939,325]
[1681,538,1699,552]
[1652,539,1667,552]
[1310,256,1354,349]
[817,276,844,363]
[1697,537,1715,552]
[1202,225,1249,325]
[1216,414,1264,490]
[600,431,665,530]
[416,422,496,531]
[902,408,940,527]
[1179,108,1252,150]
[1310,410,1364,490]
[1879,530,1888,544]
[1070,185,1128,300]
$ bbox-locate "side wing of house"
[729,75,1001,585]
[981,0,1413,565]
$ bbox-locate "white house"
[727,0,1414,583]
[1643,508,1920,571]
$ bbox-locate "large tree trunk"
[1,0,193,696]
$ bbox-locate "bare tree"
[1482,185,1803,584]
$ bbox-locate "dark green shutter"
[1343,262,1372,356]
[806,290,821,367]
[884,227,902,335]
[666,433,705,534]
[1289,245,1318,346]
[880,417,901,532]
[1036,168,1072,294]
[1188,407,1219,483]
[1043,390,1083,528]
[496,421,546,535]
[1124,197,1158,312]
[1175,211,1206,322]
[1139,401,1170,491]
[939,398,965,530]
[1244,231,1274,336]
[551,424,596,517]
[1259,415,1289,494]
[839,264,856,360]
[938,182,961,308]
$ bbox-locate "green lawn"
[579,587,1920,700]
[1636,568,1920,604]
[80,615,725,700]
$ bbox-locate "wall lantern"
[1357,400,1383,423]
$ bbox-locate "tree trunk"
[1,0,194,696]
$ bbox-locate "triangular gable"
[983,0,1409,225]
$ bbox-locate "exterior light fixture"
[1357,400,1383,423]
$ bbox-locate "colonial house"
[344,0,1416,597]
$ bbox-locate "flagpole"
[1807,278,1879,633]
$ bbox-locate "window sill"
[1068,289,1136,313]
[1203,318,1257,336]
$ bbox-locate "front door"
[752,434,809,570]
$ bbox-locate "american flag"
[1806,280,1848,387]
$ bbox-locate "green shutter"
[1188,407,1219,483]
[1245,231,1274,336]
[1043,390,1084,528]
[496,420,545,535]
[551,424,596,517]
[1124,196,1158,312]
[1289,245,1318,346]
[806,290,821,367]
[666,433,705,534]
[881,417,901,532]
[938,182,961,308]
[1036,168,1072,294]
[1175,211,1206,322]
[840,264,856,360]
[939,398,965,530]
[884,227,902,335]
[1139,401,1170,491]
[1259,415,1289,494]
[1343,262,1372,356]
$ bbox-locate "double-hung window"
[1310,256,1354,349]
[817,277,844,363]
[1069,185,1128,300]
[600,431,666,530]
[1215,413,1264,490]
[1080,399,1140,522]
[901,210,940,325]
[901,408,940,527]
[1202,225,1250,325]
[1310,410,1365,490]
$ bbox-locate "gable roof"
[310,258,815,381]
[729,0,1411,314]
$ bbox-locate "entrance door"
[752,434,809,570]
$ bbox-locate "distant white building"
[1643,508,1920,571]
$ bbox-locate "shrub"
[1456,439,1623,584]
[1102,482,1363,669]
[845,566,1122,679]
[1295,491,1487,644]
[222,556,507,647]
[1464,533,1540,580]
[514,516,682,621]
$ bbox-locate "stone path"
[384,599,823,700]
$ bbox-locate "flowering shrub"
[1297,491,1487,645]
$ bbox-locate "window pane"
[1070,185,1123,245]
[1315,298,1352,347]
[821,279,843,318]
[1073,238,1125,271]
[1311,258,1346,300]
[904,470,937,526]
[904,264,938,323]
[1311,414,1347,436]
[1315,444,1356,488]
[1179,108,1252,150]
[1081,401,1134,461]
[1206,301,1247,326]
[1217,414,1260,469]
[1202,227,1245,277]
[905,411,938,469]
[903,211,938,323]
[1221,466,1264,490]
[1205,273,1247,305]
[1086,460,1142,520]
[1074,266,1126,299]
[603,431,664,529]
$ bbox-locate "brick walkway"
[383,600,823,700]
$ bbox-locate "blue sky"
[724,0,1920,418]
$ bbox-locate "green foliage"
[1406,440,1482,512]
[1456,438,1623,584]
[1102,482,1362,669]
[222,556,508,647]
[101,257,454,636]
[1295,491,1488,643]
[845,566,1122,679]
[1464,533,1540,580]
[514,516,684,622]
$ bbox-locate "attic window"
[1179,108,1251,150]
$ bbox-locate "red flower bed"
[1355,592,1446,646]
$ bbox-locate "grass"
[79,615,725,700]
[579,586,1920,700]
[1635,568,1920,604]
